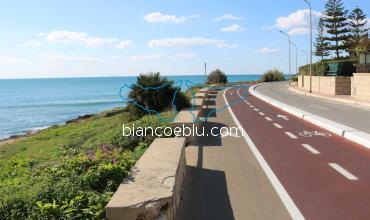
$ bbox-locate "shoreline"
[0,112,102,146]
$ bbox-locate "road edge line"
[224,88,305,220]
[249,84,370,149]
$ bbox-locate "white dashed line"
[265,117,272,121]
[302,144,320,154]
[250,105,254,107]
[329,163,358,180]
[285,132,298,139]
[254,108,259,111]
[273,123,283,129]
[259,112,265,116]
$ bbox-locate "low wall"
[106,138,186,220]
[352,73,370,102]
[298,75,351,95]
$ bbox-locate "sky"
[0,0,369,79]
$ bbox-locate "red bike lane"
[225,86,370,220]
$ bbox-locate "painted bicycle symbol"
[299,130,332,138]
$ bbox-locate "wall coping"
[353,73,370,76]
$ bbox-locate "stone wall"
[298,75,351,95]
[352,73,370,102]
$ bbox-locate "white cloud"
[216,13,243,21]
[148,37,237,48]
[20,40,41,48]
[0,57,20,66]
[275,9,321,35]
[257,47,280,54]
[221,24,245,32]
[45,30,130,48]
[288,27,309,35]
[144,12,186,24]
[116,40,134,49]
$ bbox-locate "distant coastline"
[0,74,261,140]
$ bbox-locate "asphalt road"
[255,82,370,134]
[225,86,370,219]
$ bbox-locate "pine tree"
[347,6,369,57]
[314,17,331,60]
[322,0,350,59]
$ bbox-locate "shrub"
[207,69,228,84]
[298,60,355,76]
[260,69,285,82]
[127,72,190,118]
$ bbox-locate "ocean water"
[0,75,260,139]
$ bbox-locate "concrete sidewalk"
[255,82,370,134]
[254,82,370,148]
[176,89,290,220]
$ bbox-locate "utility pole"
[291,42,298,75]
[304,0,313,93]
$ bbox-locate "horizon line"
[0,73,263,80]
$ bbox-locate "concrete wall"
[352,73,370,102]
[298,75,351,95]
[106,138,186,220]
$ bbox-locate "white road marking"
[250,105,254,107]
[301,144,320,154]
[230,88,305,220]
[277,114,289,121]
[265,117,272,121]
[273,123,283,129]
[329,163,358,180]
[259,112,265,116]
[254,108,259,111]
[285,132,298,139]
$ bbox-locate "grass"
[0,108,170,219]
[0,109,130,163]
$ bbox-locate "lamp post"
[291,42,298,75]
[204,62,207,84]
[279,30,291,80]
[304,0,313,93]
[302,50,309,65]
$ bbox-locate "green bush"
[207,69,228,84]
[127,72,190,118]
[299,60,355,76]
[260,69,285,82]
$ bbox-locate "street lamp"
[279,30,291,80]
[304,0,313,93]
[291,42,298,75]
[302,50,309,65]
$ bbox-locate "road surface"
[255,82,370,134]
[225,85,370,219]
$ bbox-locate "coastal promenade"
[224,84,370,219]
[176,86,290,220]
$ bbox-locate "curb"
[288,86,370,109]
[249,83,370,149]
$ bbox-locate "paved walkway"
[256,82,370,134]
[176,89,291,220]
[226,85,370,219]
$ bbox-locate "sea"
[0,74,261,139]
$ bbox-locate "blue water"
[0,75,260,139]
